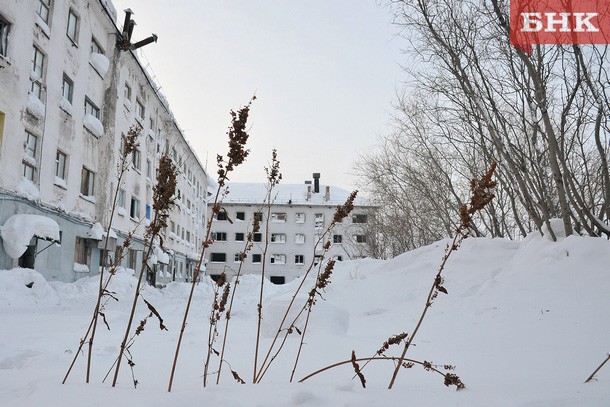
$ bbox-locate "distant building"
[205,175,375,284]
[0,1,209,283]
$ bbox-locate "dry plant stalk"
[63,126,140,384]
[585,353,610,383]
[203,272,231,386]
[215,215,260,384]
[387,162,497,389]
[168,97,255,392]
[112,154,177,387]
[288,258,336,382]
[299,355,461,388]
[255,191,357,383]
[253,149,282,382]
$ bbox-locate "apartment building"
[205,174,375,284]
[0,0,209,283]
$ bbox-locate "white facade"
[0,0,209,283]
[205,180,374,284]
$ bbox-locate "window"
[355,235,367,243]
[333,234,343,244]
[270,233,286,243]
[353,214,368,224]
[62,74,74,103]
[295,213,305,223]
[84,98,100,119]
[314,213,324,228]
[236,211,245,221]
[66,9,79,43]
[130,197,140,219]
[128,249,137,270]
[210,253,226,263]
[132,149,141,170]
[253,233,262,242]
[80,167,94,196]
[37,0,51,25]
[252,254,262,264]
[146,159,152,179]
[270,276,285,285]
[90,37,103,54]
[146,204,152,220]
[55,150,67,180]
[74,237,91,265]
[254,212,263,222]
[22,131,38,181]
[233,253,242,263]
[295,233,305,244]
[216,211,228,221]
[118,188,126,208]
[135,99,144,120]
[270,254,286,264]
[30,46,45,99]
[22,162,35,181]
[213,232,227,241]
[24,131,37,158]
[124,83,131,101]
[295,255,304,265]
[0,14,10,57]
[271,212,287,222]
[235,232,245,242]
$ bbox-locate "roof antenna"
[117,9,158,51]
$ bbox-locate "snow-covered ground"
[1,232,609,406]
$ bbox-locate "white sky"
[110,0,404,189]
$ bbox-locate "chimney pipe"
[324,186,330,202]
[313,173,320,194]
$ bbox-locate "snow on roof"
[0,214,60,259]
[87,222,118,240]
[220,183,368,206]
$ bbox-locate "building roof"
[219,183,370,206]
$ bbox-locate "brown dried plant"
[255,191,358,383]
[386,161,496,389]
[63,125,140,385]
[215,217,260,384]
[168,97,255,392]
[253,149,282,382]
[112,154,177,387]
[296,163,495,390]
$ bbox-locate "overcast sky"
[110,0,404,189]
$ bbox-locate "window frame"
[55,150,67,180]
[132,148,141,170]
[66,8,79,44]
[270,233,286,243]
[130,196,140,219]
[295,254,304,265]
[80,167,95,196]
[37,0,51,25]
[61,73,74,103]
[0,13,10,57]
[30,45,45,99]
[84,97,100,119]
[210,253,227,263]
[135,98,145,121]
